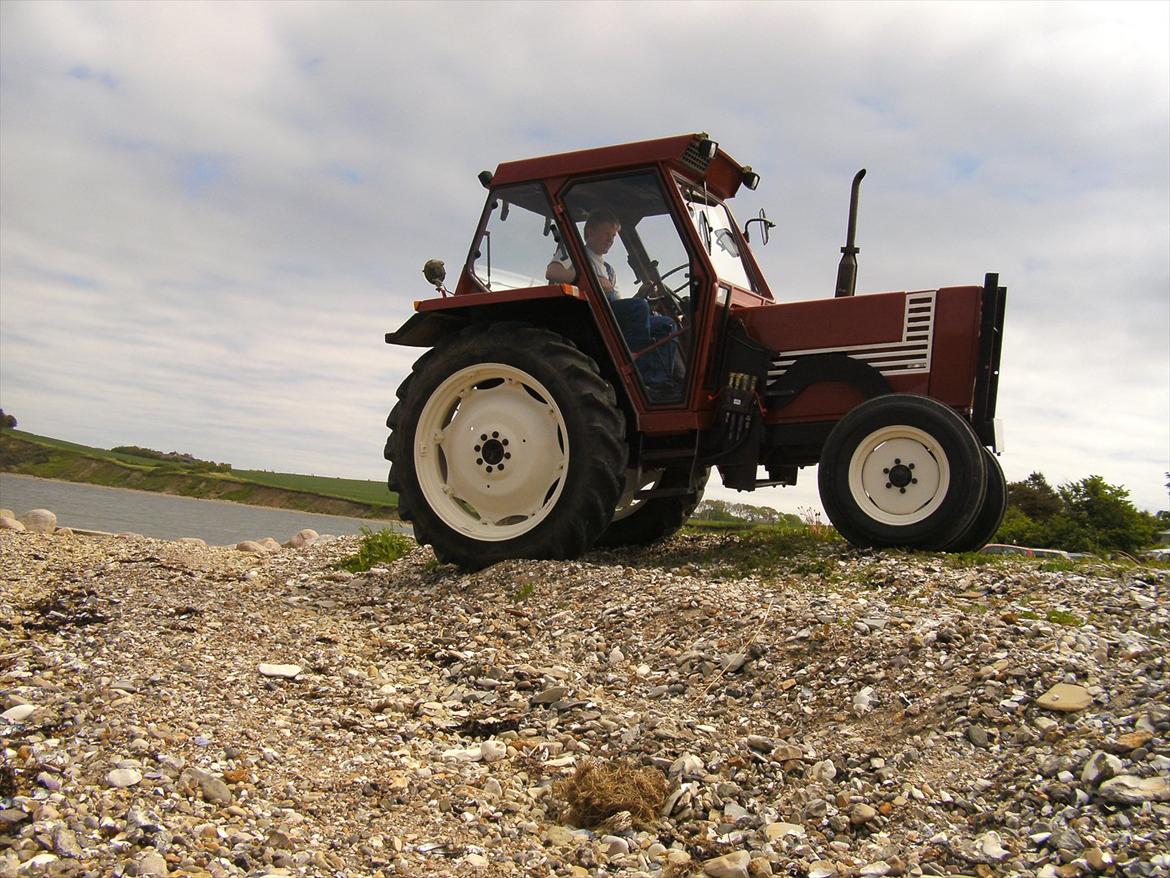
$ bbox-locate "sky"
[1,1,1168,517]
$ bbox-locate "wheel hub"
[884,459,917,492]
[476,433,510,470]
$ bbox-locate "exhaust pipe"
[834,169,866,298]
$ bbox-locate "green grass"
[699,523,844,577]
[234,469,396,506]
[335,528,415,572]
[4,430,397,510]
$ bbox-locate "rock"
[18,508,56,533]
[136,851,169,876]
[764,821,805,842]
[259,537,282,552]
[1036,683,1093,712]
[811,759,837,783]
[670,753,705,779]
[52,828,83,858]
[237,540,268,554]
[967,724,990,748]
[286,528,319,548]
[1,704,37,722]
[479,739,507,763]
[808,861,837,878]
[0,514,25,531]
[258,663,302,678]
[1109,730,1154,753]
[543,825,576,846]
[107,768,142,788]
[177,537,207,546]
[1096,774,1170,804]
[853,686,877,714]
[703,850,751,878]
[850,803,878,825]
[530,686,568,705]
[180,767,234,804]
[976,830,1011,862]
[749,857,774,877]
[0,507,13,518]
[1080,750,1123,786]
[600,835,629,856]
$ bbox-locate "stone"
[181,767,234,805]
[764,821,805,842]
[749,857,774,877]
[703,850,751,878]
[107,768,142,788]
[1096,775,1170,804]
[976,830,1011,862]
[1080,750,1123,786]
[850,803,878,825]
[530,686,568,705]
[0,515,25,531]
[600,835,629,856]
[543,826,576,846]
[258,663,302,679]
[670,753,705,779]
[18,508,56,533]
[1,704,37,723]
[811,759,837,783]
[1036,683,1093,712]
[137,851,169,876]
[237,540,268,554]
[287,528,319,548]
[259,537,282,552]
[177,537,207,546]
[479,739,507,763]
[808,862,837,878]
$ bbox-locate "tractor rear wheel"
[386,323,626,569]
[943,449,1007,552]
[818,394,986,550]
[595,466,710,548]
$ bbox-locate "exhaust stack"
[834,169,866,298]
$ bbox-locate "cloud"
[2,1,1167,518]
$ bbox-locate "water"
[0,474,410,545]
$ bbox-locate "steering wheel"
[636,263,690,320]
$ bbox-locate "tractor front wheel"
[386,324,626,569]
[818,394,986,550]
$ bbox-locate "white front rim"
[846,425,949,526]
[414,363,568,541]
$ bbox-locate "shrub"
[336,528,415,572]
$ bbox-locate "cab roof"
[489,133,756,202]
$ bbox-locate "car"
[1143,547,1170,561]
[980,544,1073,559]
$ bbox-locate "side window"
[470,183,559,291]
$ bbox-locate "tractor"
[385,134,1006,569]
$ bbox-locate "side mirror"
[744,209,776,245]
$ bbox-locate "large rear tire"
[818,394,986,550]
[386,323,626,570]
[943,448,1007,552]
[595,466,710,548]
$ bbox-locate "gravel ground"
[1,528,1167,878]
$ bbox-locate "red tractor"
[385,134,1006,569]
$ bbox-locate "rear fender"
[386,288,639,435]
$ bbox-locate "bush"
[336,528,415,572]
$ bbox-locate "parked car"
[1143,547,1170,562]
[980,544,1071,559]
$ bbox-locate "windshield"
[677,182,756,291]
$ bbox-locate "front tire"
[386,324,626,569]
[818,394,986,550]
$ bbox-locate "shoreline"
[0,471,398,523]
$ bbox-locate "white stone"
[0,515,25,532]
[107,768,142,788]
[601,835,629,856]
[977,830,1011,861]
[670,753,705,779]
[258,663,302,679]
[764,822,805,842]
[1081,750,1123,786]
[1097,775,1170,804]
[811,759,837,783]
[1,704,36,722]
[479,740,507,763]
[703,850,751,878]
[18,508,56,533]
[287,528,319,548]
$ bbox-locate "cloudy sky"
[2,1,1167,516]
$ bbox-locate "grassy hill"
[0,430,398,520]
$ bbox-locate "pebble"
[106,768,142,788]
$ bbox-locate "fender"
[763,352,891,409]
[386,284,592,347]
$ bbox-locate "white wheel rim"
[611,468,666,522]
[846,425,949,526]
[414,363,568,541]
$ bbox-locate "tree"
[0,409,15,430]
[996,472,1158,554]
[1006,472,1060,521]
[1057,475,1158,554]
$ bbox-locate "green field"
[1,430,397,514]
[233,469,394,506]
